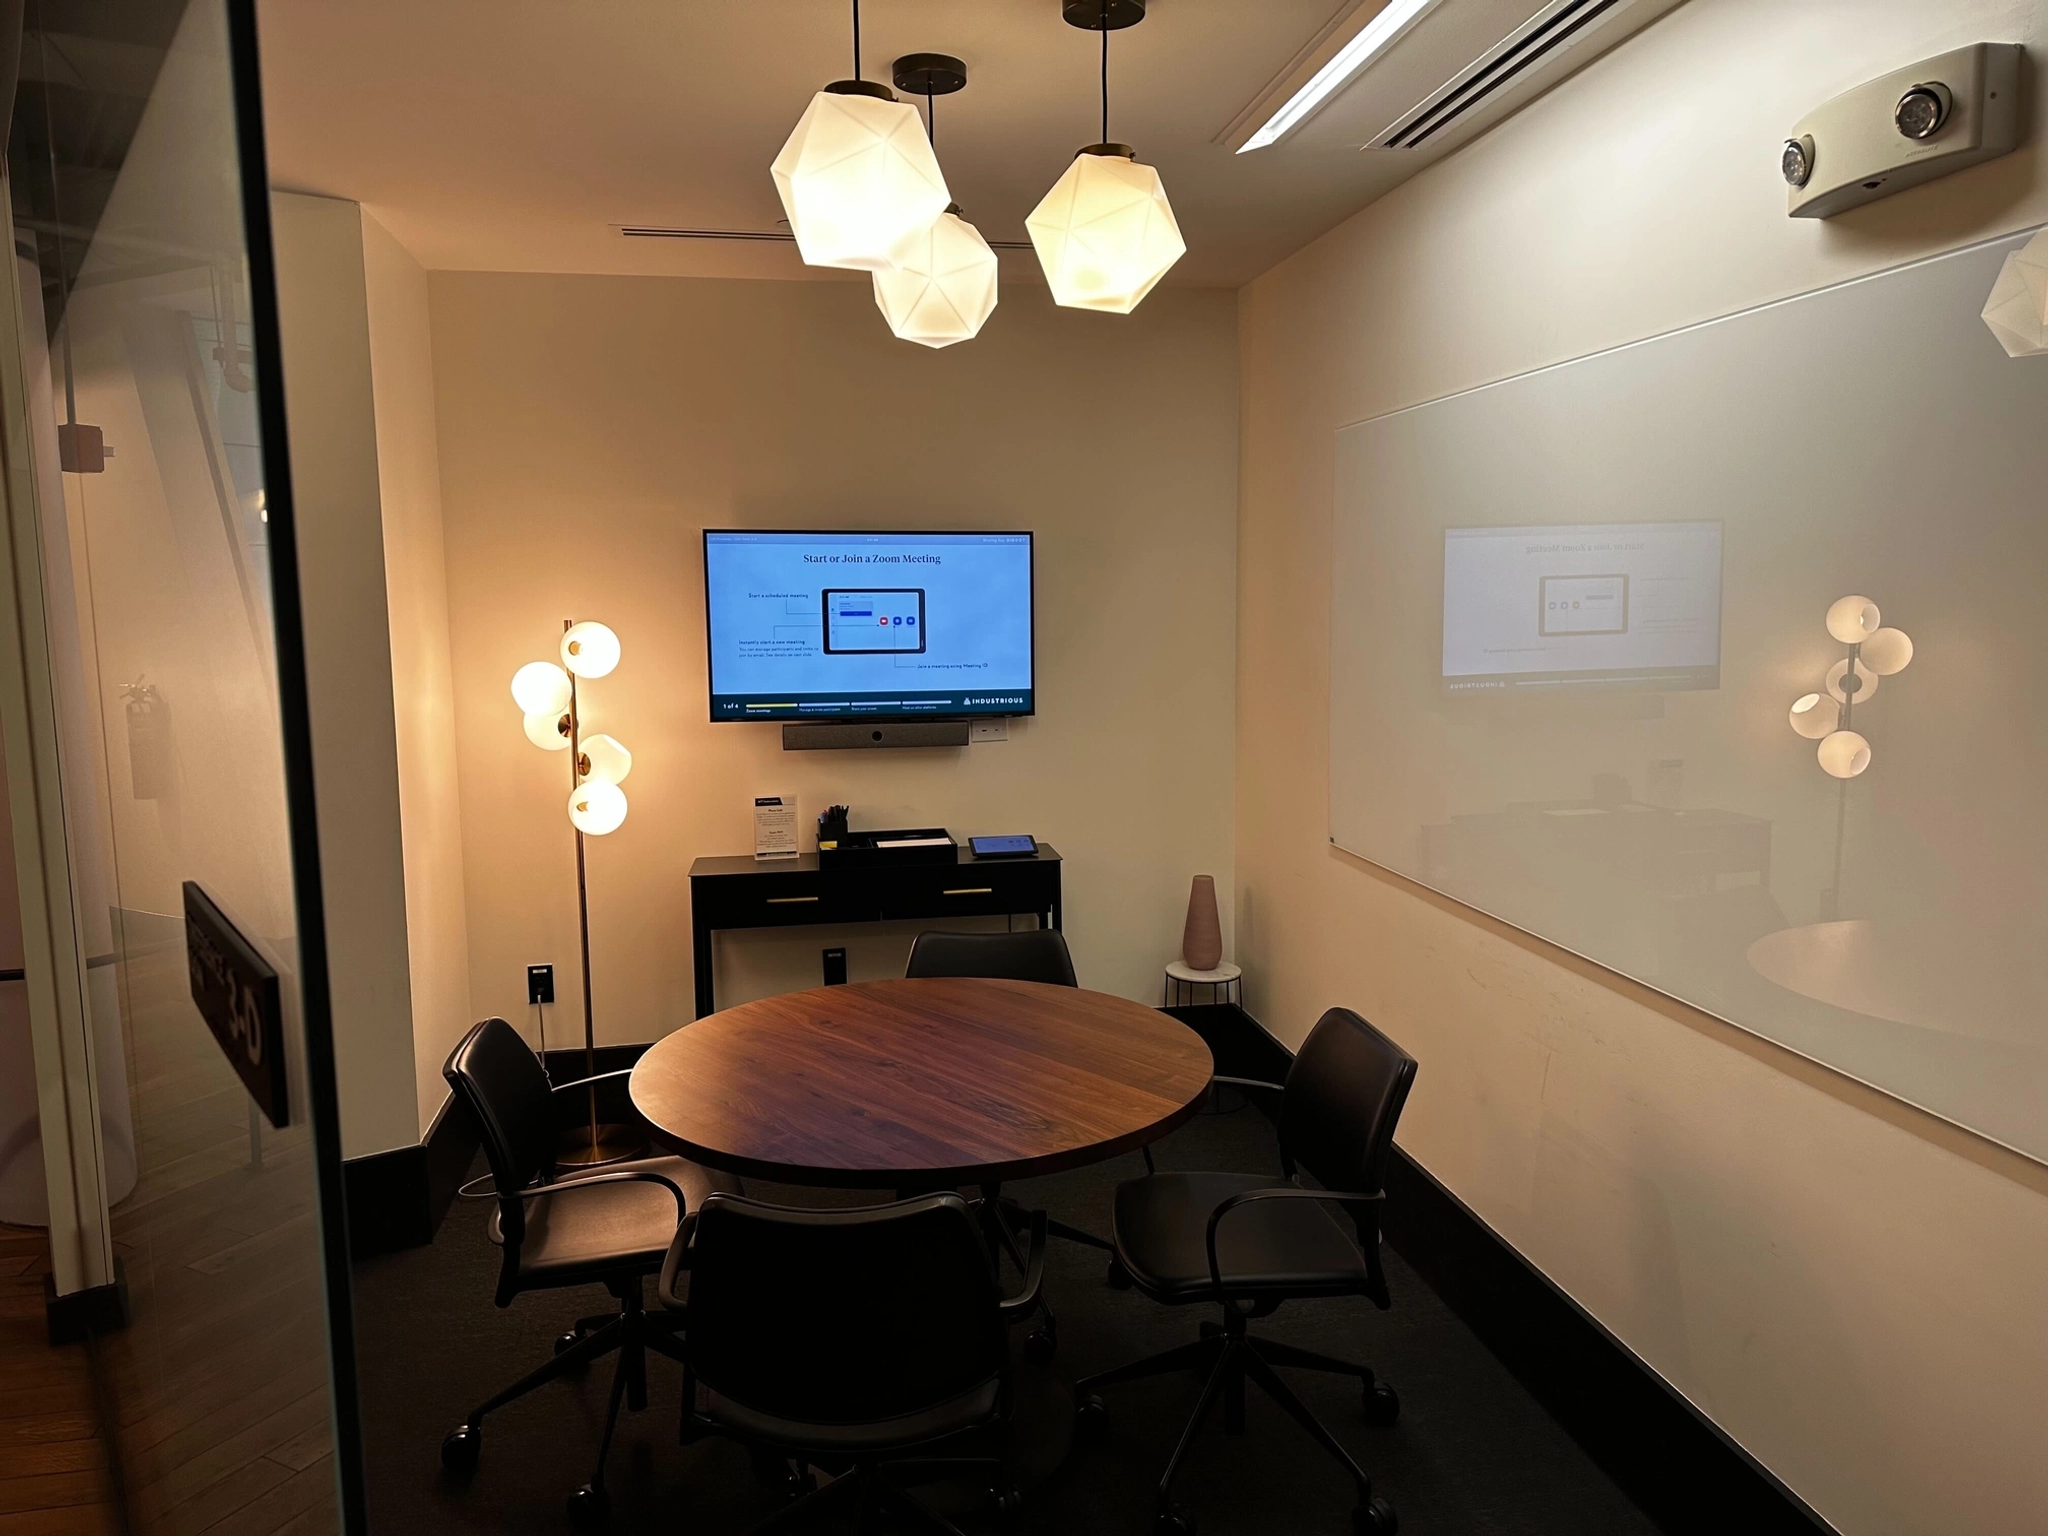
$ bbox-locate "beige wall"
[1237,4,2048,1535]
[361,213,474,1135]
[275,193,472,1154]
[428,273,1238,1040]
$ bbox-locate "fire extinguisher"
[121,679,167,800]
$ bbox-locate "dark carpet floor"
[352,1104,1669,1536]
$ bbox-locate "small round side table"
[1163,959,1243,1009]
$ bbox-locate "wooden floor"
[0,1224,118,1535]
[90,940,340,1536]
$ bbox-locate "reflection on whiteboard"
[1330,231,2048,1167]
[1443,522,1721,691]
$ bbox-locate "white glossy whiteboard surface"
[1331,232,2048,1164]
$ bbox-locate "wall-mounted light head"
[1894,81,1952,141]
[1781,135,1815,188]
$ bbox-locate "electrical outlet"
[971,718,1008,743]
[527,964,555,1005]
[822,948,848,986]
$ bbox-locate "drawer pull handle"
[766,895,821,905]
[943,887,995,896]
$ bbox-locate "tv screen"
[1440,521,1722,693]
[703,530,1034,722]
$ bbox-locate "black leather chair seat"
[1113,1172,1370,1301]
[489,1157,736,1285]
[697,1377,1003,1453]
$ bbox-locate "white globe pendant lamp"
[1027,0,1185,315]
[771,0,950,272]
[872,54,998,349]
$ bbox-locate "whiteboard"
[1331,231,2048,1165]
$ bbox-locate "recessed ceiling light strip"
[1237,0,1448,153]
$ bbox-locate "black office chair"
[905,928,1078,988]
[660,1191,1043,1535]
[1075,1007,1418,1536]
[437,1017,737,1528]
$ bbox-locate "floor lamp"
[510,619,642,1167]
[1786,595,1913,919]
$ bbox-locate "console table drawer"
[694,872,869,929]
[875,864,1059,921]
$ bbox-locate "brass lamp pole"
[510,618,641,1167]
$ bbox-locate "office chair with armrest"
[1075,1007,1417,1536]
[660,1192,1043,1535]
[905,926,1097,1362]
[438,1017,736,1530]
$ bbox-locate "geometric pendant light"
[771,0,951,272]
[1026,0,1185,314]
[1982,227,2048,358]
[872,54,999,348]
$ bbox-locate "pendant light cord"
[852,0,862,80]
[1100,0,1110,143]
[927,88,936,147]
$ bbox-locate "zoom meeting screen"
[1442,521,1722,691]
[704,531,1033,720]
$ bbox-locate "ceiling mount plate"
[893,53,968,96]
[1062,0,1146,31]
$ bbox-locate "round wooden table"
[629,977,1215,1187]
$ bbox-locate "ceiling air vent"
[1374,0,1638,149]
[616,224,1033,251]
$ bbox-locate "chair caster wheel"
[1353,1495,1398,1534]
[439,1424,480,1474]
[1074,1393,1107,1435]
[554,1331,588,1372]
[1026,1322,1058,1365]
[566,1484,609,1530]
[1362,1381,1400,1426]
[1106,1259,1134,1289]
[1154,1504,1196,1536]
[991,1485,1024,1520]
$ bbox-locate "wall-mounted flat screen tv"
[703,530,1034,722]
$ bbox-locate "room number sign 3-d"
[183,881,289,1128]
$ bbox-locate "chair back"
[905,929,1077,987]
[686,1193,1007,1428]
[1281,1008,1417,1198]
[444,1018,557,1262]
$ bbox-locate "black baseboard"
[343,1141,432,1259]
[45,1259,128,1344]
[1190,1002,1834,1536]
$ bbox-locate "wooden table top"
[629,978,1215,1187]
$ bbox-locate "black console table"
[688,844,1062,1017]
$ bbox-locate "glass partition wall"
[2,1,360,1530]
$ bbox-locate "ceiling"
[253,0,1673,289]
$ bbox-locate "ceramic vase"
[1181,875,1223,972]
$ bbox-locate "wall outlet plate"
[1787,42,2023,219]
[970,718,1009,743]
[527,963,555,1005]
